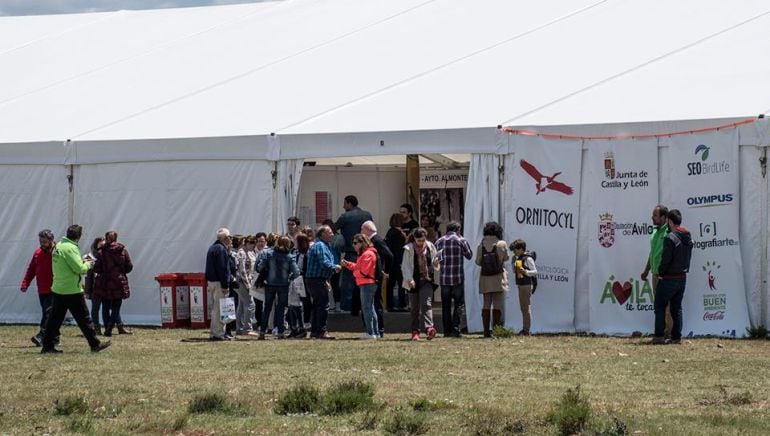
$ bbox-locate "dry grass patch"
[1,326,770,434]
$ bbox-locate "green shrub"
[320,380,375,415]
[53,395,90,416]
[410,397,454,412]
[274,383,321,415]
[356,409,380,431]
[187,393,235,413]
[547,385,592,436]
[172,413,189,431]
[67,415,93,433]
[384,410,429,435]
[745,325,768,339]
[465,407,526,435]
[491,325,516,338]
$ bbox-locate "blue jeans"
[655,278,685,339]
[102,299,123,328]
[359,284,379,337]
[307,278,329,337]
[261,285,288,335]
[441,283,465,336]
[38,293,53,333]
[90,297,102,327]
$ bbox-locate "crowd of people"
[19,195,692,350]
[203,195,545,342]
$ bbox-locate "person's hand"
[640,268,649,282]
[87,259,95,268]
[20,287,27,293]
[341,259,349,267]
[334,265,342,273]
[382,272,389,280]
[432,257,440,268]
[408,279,415,289]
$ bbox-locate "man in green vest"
[41,224,111,353]
[641,205,673,337]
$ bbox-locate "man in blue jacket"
[206,228,233,341]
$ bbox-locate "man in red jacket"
[20,229,56,346]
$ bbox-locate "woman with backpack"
[401,228,440,341]
[341,234,380,339]
[475,222,509,338]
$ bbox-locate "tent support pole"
[67,164,74,227]
[761,147,769,328]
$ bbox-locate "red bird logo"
[520,159,574,195]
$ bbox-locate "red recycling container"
[155,273,190,328]
[184,273,210,329]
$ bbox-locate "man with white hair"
[361,220,393,338]
[206,227,233,340]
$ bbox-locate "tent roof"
[0,0,769,145]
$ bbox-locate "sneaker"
[31,335,42,347]
[517,330,531,336]
[317,332,336,340]
[667,338,682,345]
[91,340,111,353]
[411,331,420,341]
[427,328,436,341]
[210,335,227,341]
[360,333,376,340]
[244,331,259,337]
[257,333,266,341]
[40,347,63,354]
[651,336,666,345]
[223,334,235,340]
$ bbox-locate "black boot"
[103,323,113,337]
[117,324,133,335]
[481,309,491,338]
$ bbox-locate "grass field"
[1,325,769,435]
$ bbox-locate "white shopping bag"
[290,276,306,298]
[219,297,236,323]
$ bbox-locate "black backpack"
[519,251,538,293]
[480,244,504,276]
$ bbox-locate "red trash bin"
[155,273,190,328]
[185,273,210,329]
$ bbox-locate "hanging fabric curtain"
[463,154,501,333]
[274,159,304,232]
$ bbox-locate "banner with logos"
[587,139,659,334]
[504,136,581,332]
[665,129,750,337]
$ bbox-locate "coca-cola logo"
[703,311,725,321]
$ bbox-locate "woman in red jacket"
[94,230,133,337]
[342,234,380,340]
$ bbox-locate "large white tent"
[1,0,769,331]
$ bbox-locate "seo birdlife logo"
[686,144,730,177]
[600,275,654,312]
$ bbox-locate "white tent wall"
[0,165,69,323]
[73,160,273,325]
[298,166,406,235]
[739,145,764,328]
